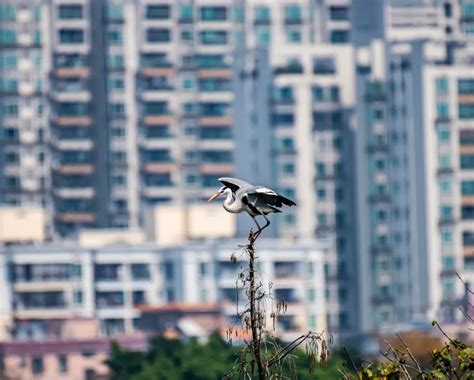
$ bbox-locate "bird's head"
[207,186,230,202]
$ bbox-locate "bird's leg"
[251,216,262,240]
[259,215,271,234]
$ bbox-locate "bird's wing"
[218,177,252,193]
[252,186,297,207]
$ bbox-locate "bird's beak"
[207,191,222,202]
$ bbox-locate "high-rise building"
[351,0,474,333]
[1,0,473,340]
[0,0,351,237]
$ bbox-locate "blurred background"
[0,0,473,378]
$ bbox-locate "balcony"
[15,291,67,311]
[458,94,474,104]
[54,187,95,199]
[53,164,94,175]
[460,145,474,154]
[196,69,232,79]
[142,115,174,126]
[95,264,123,282]
[95,291,124,309]
[198,116,232,126]
[464,246,474,257]
[140,77,174,92]
[462,196,474,206]
[55,213,96,223]
[199,163,234,174]
[51,115,92,127]
[52,67,90,78]
[140,67,175,77]
[141,163,175,173]
[51,137,93,151]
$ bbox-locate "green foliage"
[341,326,474,380]
[107,333,347,380]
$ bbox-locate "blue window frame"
[200,6,227,21]
[146,28,171,43]
[200,30,227,45]
[59,29,84,44]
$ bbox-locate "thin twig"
[395,333,425,375]
[343,346,358,374]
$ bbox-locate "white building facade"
[0,239,328,341]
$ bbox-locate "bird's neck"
[223,192,240,213]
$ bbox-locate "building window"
[329,6,349,20]
[442,256,454,271]
[462,181,474,195]
[73,290,83,304]
[32,357,44,374]
[180,29,193,42]
[131,264,150,280]
[331,30,349,43]
[458,79,474,94]
[436,103,449,118]
[313,58,336,74]
[145,5,170,19]
[461,154,474,169]
[107,28,122,45]
[132,290,146,306]
[108,75,125,90]
[254,6,270,23]
[0,29,16,45]
[440,205,453,220]
[163,262,174,280]
[286,30,302,42]
[58,5,83,19]
[0,5,16,21]
[0,52,17,69]
[146,28,171,43]
[106,4,123,21]
[459,104,474,119]
[200,30,228,45]
[438,129,450,142]
[179,4,193,21]
[442,280,455,297]
[59,29,84,44]
[165,288,175,302]
[200,6,227,21]
[284,5,302,23]
[58,355,68,373]
[436,77,449,94]
[256,28,270,45]
[199,262,208,277]
[439,179,451,195]
[441,230,453,245]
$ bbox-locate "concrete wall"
[0,207,46,243]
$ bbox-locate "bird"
[207,177,296,238]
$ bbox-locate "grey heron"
[207,177,296,238]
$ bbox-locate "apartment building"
[0,0,350,237]
[0,239,328,341]
[351,0,474,332]
[422,46,474,322]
